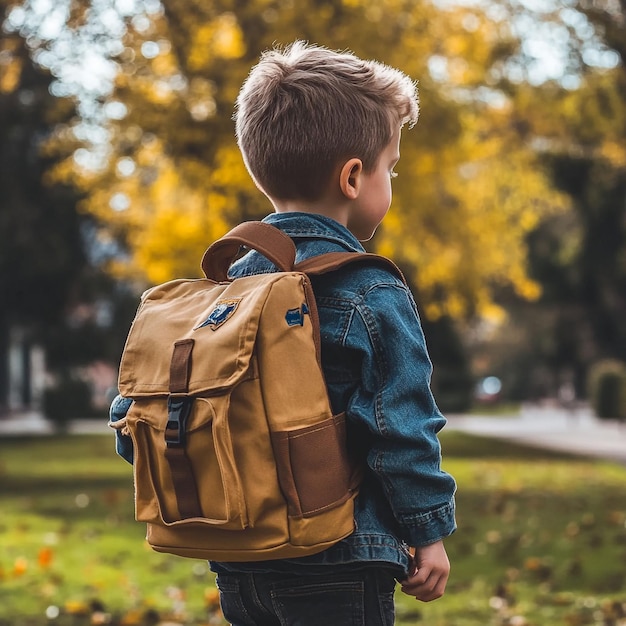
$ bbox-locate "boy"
[111,41,456,625]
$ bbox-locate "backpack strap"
[295,251,406,284]
[202,221,296,281]
[201,221,405,284]
[164,339,203,519]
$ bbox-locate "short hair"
[234,41,419,201]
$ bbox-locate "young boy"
[111,41,456,625]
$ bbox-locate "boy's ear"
[339,158,363,200]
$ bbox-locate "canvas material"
[117,270,357,561]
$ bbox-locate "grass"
[1,433,626,625]
[0,436,220,625]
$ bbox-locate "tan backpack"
[114,221,402,561]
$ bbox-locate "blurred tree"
[5,0,580,413]
[39,0,567,323]
[0,1,137,415]
[471,0,626,399]
[24,0,626,409]
[543,1,626,370]
[0,7,82,412]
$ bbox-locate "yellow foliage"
[600,141,626,168]
[188,13,245,71]
[150,52,179,76]
[81,138,237,284]
[48,0,577,320]
[0,37,22,93]
[378,102,569,319]
[0,56,21,93]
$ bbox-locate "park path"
[447,404,626,464]
[2,405,626,464]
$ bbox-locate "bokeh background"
[1,1,626,624]
[2,0,625,423]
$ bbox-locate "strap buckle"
[165,396,193,447]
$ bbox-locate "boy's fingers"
[400,576,446,601]
[400,567,449,602]
[400,541,450,601]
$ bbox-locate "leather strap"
[202,221,296,281]
[169,339,194,394]
[165,340,203,519]
[164,446,203,518]
[201,221,405,283]
[295,251,406,283]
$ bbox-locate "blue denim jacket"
[110,212,456,576]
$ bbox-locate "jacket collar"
[261,212,365,253]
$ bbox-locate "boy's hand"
[399,540,450,602]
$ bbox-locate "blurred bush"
[43,376,95,430]
[587,360,626,421]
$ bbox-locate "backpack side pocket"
[271,413,354,518]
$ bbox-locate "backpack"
[116,221,403,561]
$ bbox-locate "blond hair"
[235,41,419,201]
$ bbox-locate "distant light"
[144,0,163,15]
[73,148,104,172]
[38,7,67,40]
[116,157,136,177]
[189,100,216,121]
[75,493,90,508]
[43,532,59,545]
[132,14,151,33]
[5,6,26,30]
[109,192,130,212]
[462,13,480,32]
[95,300,114,328]
[192,561,208,577]
[141,41,160,59]
[560,74,581,90]
[481,376,502,396]
[115,0,138,16]
[104,100,127,120]
[427,55,449,82]
[45,606,60,620]
[169,74,187,91]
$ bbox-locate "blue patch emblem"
[285,303,309,327]
[195,298,242,331]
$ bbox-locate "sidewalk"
[0,411,110,436]
[2,406,626,464]
[447,404,626,464]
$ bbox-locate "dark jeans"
[215,566,398,626]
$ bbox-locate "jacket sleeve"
[108,394,134,465]
[345,280,457,547]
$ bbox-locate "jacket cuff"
[397,500,457,547]
[108,395,134,465]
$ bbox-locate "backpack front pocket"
[128,396,248,529]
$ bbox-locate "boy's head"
[235,41,419,204]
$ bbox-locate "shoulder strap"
[294,252,406,284]
[201,221,405,284]
[202,221,296,281]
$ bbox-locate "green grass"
[1,433,626,625]
[0,436,220,625]
[405,433,626,626]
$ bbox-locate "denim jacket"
[109,212,456,576]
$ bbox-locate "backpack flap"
[118,277,264,400]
